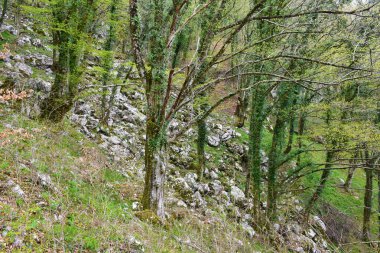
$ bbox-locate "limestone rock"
[230,186,245,205]
[15,62,33,77]
[207,135,220,147]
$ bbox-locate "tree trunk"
[142,119,167,219]
[304,146,335,221]
[248,84,266,223]
[40,1,94,122]
[267,82,294,221]
[40,34,74,122]
[343,147,359,191]
[296,111,306,165]
[362,148,373,242]
[235,83,249,128]
[100,0,118,126]
[284,114,295,154]
[378,165,380,246]
[197,118,206,181]
[284,86,299,155]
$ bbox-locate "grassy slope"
[0,106,270,252]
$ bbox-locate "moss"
[135,210,161,224]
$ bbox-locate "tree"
[40,0,97,122]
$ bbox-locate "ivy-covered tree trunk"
[304,145,335,221]
[296,110,306,165]
[142,118,167,219]
[248,83,266,222]
[284,115,295,155]
[132,0,168,219]
[284,85,301,154]
[197,118,206,180]
[362,147,374,242]
[267,82,295,220]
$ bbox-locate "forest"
[0,0,379,252]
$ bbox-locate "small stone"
[210,170,218,179]
[37,172,55,190]
[210,180,223,195]
[32,38,43,47]
[127,235,145,251]
[109,136,121,145]
[6,180,24,197]
[307,228,316,238]
[313,216,327,231]
[177,200,187,208]
[321,239,328,249]
[132,201,141,211]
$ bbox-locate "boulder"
[15,62,33,77]
[230,186,245,205]
[210,180,223,195]
[221,129,236,141]
[191,191,206,207]
[184,173,198,190]
[173,178,193,200]
[27,78,52,93]
[207,135,220,147]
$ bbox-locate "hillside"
[1,1,380,253]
